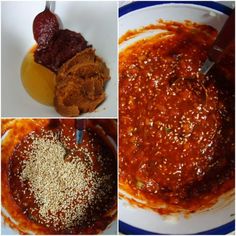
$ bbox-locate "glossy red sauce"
[33,9,59,47]
[2,119,117,234]
[119,20,235,213]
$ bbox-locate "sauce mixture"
[21,6,110,116]
[2,119,117,234]
[119,20,234,213]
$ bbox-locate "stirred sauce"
[119,20,234,213]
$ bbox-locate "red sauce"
[33,9,59,47]
[32,8,89,73]
[119,20,235,214]
[2,119,117,234]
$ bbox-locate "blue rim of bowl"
[119,1,234,235]
[119,220,235,235]
[119,1,232,17]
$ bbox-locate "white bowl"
[119,2,234,234]
[1,205,117,235]
[1,119,117,235]
[1,1,117,118]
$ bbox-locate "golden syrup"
[21,46,56,106]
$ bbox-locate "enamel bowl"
[119,2,234,234]
[1,1,117,118]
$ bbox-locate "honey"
[21,46,56,106]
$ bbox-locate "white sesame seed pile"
[17,129,115,231]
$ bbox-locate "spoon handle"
[45,1,54,11]
[76,119,87,144]
[208,9,235,63]
[201,9,235,75]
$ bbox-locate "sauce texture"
[2,119,117,234]
[33,8,59,48]
[119,20,235,213]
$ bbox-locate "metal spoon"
[75,120,87,144]
[33,1,59,47]
[63,119,87,161]
[201,9,235,75]
[171,9,235,105]
[45,1,55,12]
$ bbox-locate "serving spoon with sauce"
[33,1,59,48]
[21,1,60,106]
[171,9,235,104]
[201,9,235,76]
[168,11,235,140]
[61,119,87,161]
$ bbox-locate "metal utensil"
[171,10,235,105]
[201,9,235,75]
[33,1,59,47]
[45,1,55,11]
[76,120,87,144]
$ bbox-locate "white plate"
[119,1,235,235]
[1,1,117,118]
